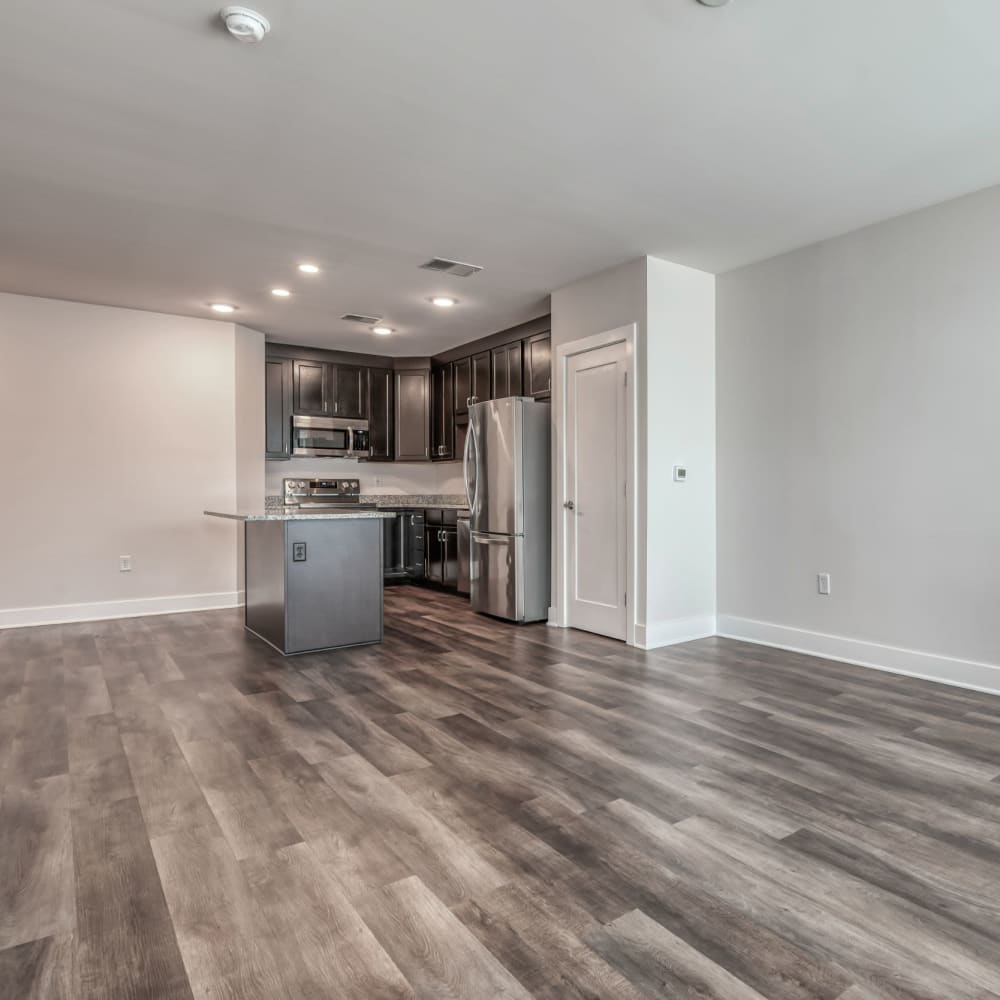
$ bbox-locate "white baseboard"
[717,615,1000,697]
[0,591,244,630]
[636,615,717,650]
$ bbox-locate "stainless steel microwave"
[291,415,370,458]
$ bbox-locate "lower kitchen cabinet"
[424,509,459,589]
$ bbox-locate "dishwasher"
[382,510,425,582]
[457,510,471,595]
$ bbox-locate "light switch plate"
[673,466,688,482]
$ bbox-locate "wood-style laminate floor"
[2,588,1000,999]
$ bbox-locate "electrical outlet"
[119,555,132,573]
[817,573,831,595]
[374,477,384,487]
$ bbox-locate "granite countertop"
[263,494,469,511]
[205,509,396,522]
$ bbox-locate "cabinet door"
[491,342,523,399]
[395,370,430,461]
[264,358,293,459]
[453,357,472,416]
[523,332,551,399]
[292,360,328,415]
[424,526,444,583]
[470,351,492,406]
[366,367,394,462]
[431,364,454,461]
[441,527,458,588]
[332,365,366,419]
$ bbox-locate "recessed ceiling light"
[210,303,236,313]
[372,326,394,336]
[271,288,291,297]
[431,296,457,308]
[298,263,320,274]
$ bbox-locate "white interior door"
[565,340,628,640]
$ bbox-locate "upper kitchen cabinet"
[395,369,430,461]
[453,357,472,418]
[333,364,366,419]
[523,331,552,399]
[292,360,368,418]
[431,363,455,461]
[265,357,293,460]
[453,350,491,417]
[292,360,327,415]
[366,367,394,462]
[470,350,492,407]
[491,341,523,399]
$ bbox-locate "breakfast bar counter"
[205,508,396,655]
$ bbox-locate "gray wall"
[717,185,1000,683]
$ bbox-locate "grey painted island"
[205,508,396,655]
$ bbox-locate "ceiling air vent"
[341,313,383,325]
[419,257,483,278]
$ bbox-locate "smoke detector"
[220,6,271,43]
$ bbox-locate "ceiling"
[4,1,1000,355]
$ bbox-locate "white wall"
[644,257,716,646]
[717,184,1000,692]
[0,293,264,626]
[550,256,716,648]
[264,458,465,497]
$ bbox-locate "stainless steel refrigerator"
[463,397,551,622]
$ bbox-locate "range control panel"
[284,478,361,502]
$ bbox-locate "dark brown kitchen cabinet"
[292,360,367,417]
[424,516,457,589]
[453,357,472,418]
[470,350,492,406]
[365,367,394,462]
[292,360,327,415]
[523,331,552,399]
[491,341,523,399]
[395,370,430,461]
[431,363,454,461]
[264,357,293,459]
[332,365,366,418]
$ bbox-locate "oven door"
[291,416,352,457]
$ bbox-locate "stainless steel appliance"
[283,478,377,510]
[457,510,471,596]
[382,510,426,582]
[291,415,370,458]
[464,397,550,622]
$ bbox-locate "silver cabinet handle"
[564,500,575,510]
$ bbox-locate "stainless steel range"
[283,478,378,510]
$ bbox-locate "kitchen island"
[205,508,395,655]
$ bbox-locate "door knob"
[564,500,575,510]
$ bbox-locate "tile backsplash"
[265,458,465,497]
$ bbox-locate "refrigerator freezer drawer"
[470,533,520,621]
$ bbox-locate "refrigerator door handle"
[472,535,510,545]
[463,417,475,511]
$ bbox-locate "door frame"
[550,324,638,647]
